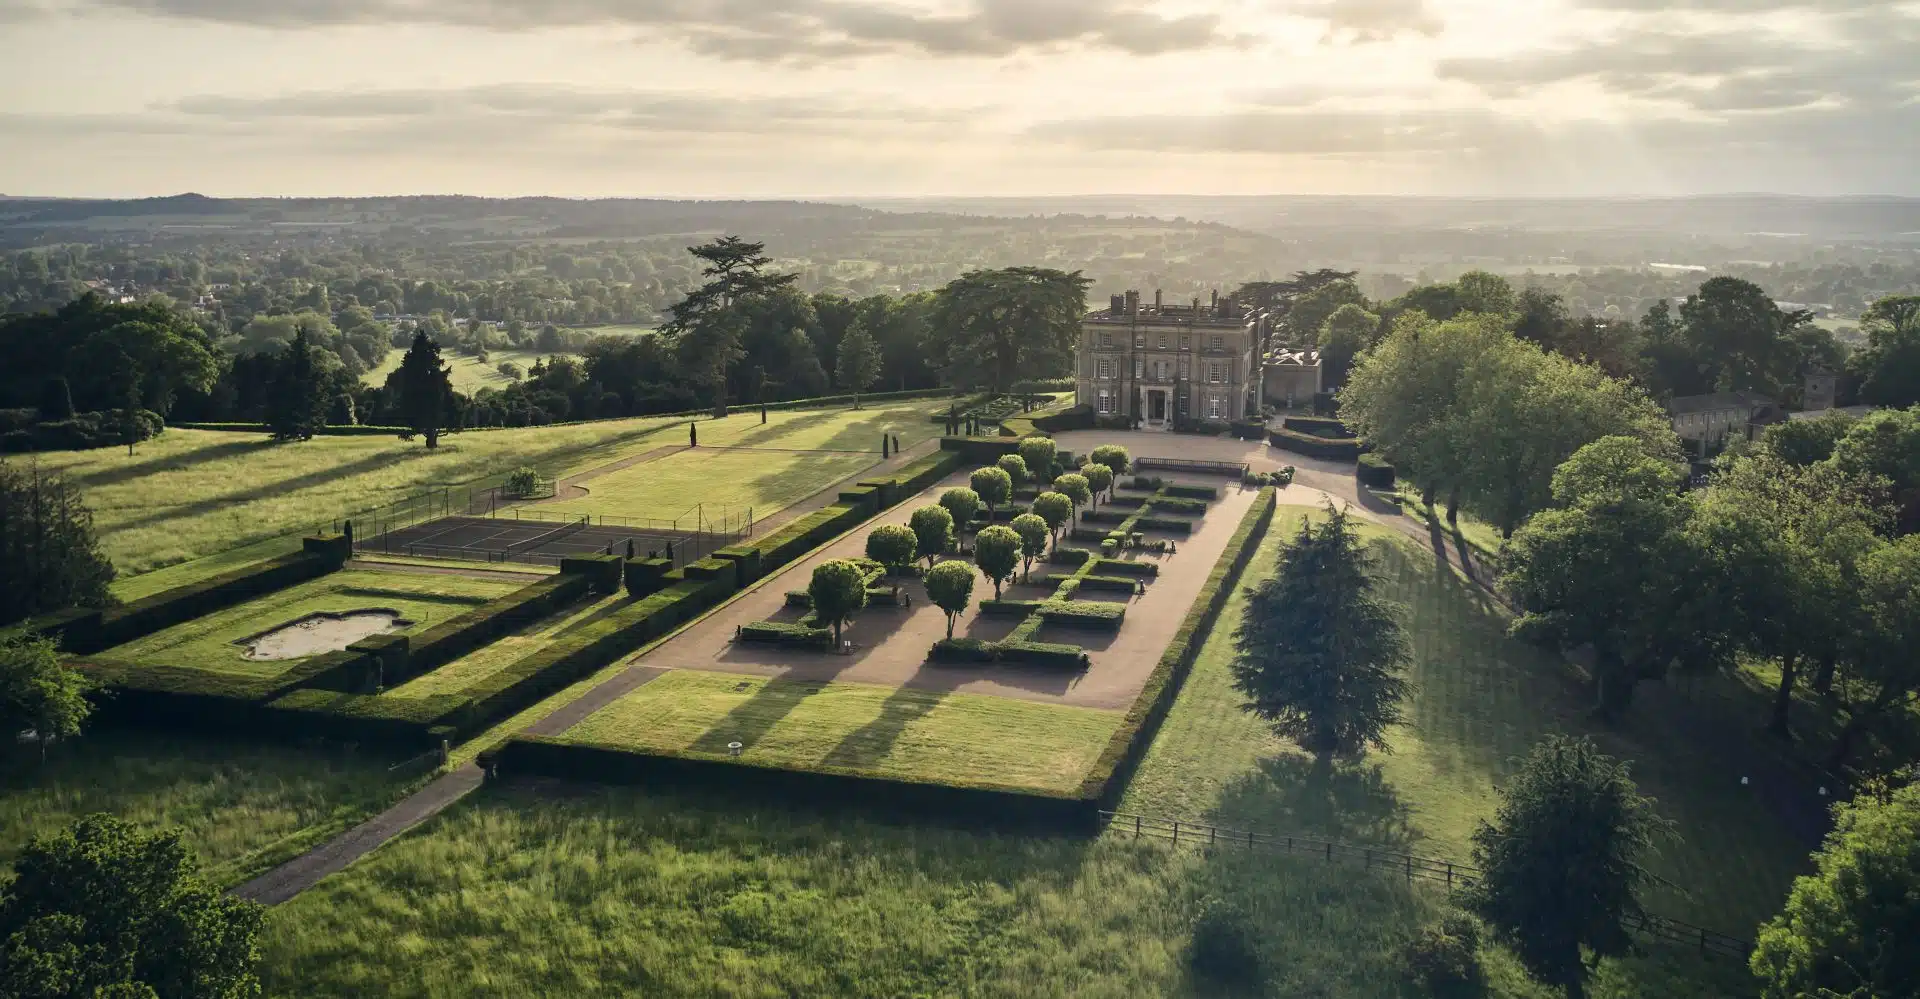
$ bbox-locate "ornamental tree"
[864,523,918,573]
[1089,444,1131,478]
[1017,437,1058,480]
[1230,504,1410,767]
[1032,492,1073,550]
[973,525,1021,599]
[970,466,1013,515]
[996,453,1029,486]
[923,561,976,639]
[1053,473,1092,515]
[0,633,91,762]
[807,559,868,646]
[1751,779,1920,999]
[1082,463,1113,507]
[908,505,954,568]
[1460,736,1671,999]
[1011,513,1050,582]
[940,488,983,541]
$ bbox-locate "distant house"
[1666,391,1785,452]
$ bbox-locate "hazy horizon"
[3,0,1914,199]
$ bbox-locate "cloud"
[15,0,1248,60]
[1288,0,1442,42]
[1030,107,1536,156]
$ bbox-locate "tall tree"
[1849,295,1920,409]
[1461,736,1671,999]
[929,267,1090,392]
[1512,286,1570,349]
[1751,778,1920,999]
[0,633,90,762]
[1316,302,1380,386]
[0,464,115,627]
[395,329,452,449]
[1453,270,1515,316]
[1230,504,1411,770]
[834,324,881,409]
[658,236,798,418]
[1824,535,1920,771]
[0,814,266,998]
[1677,277,1809,397]
[1500,436,1723,718]
[265,326,326,442]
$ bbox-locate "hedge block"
[1269,427,1363,461]
[302,533,353,563]
[1037,602,1125,631]
[624,557,672,598]
[1090,558,1158,578]
[997,640,1090,668]
[712,545,765,585]
[1357,453,1397,489]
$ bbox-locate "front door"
[1149,391,1167,421]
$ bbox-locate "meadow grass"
[1123,506,1814,935]
[0,730,412,888]
[91,570,519,677]
[555,671,1123,793]
[361,348,562,393]
[552,448,879,523]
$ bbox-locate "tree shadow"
[106,446,439,535]
[687,677,843,755]
[818,668,963,771]
[71,438,278,489]
[1210,754,1420,852]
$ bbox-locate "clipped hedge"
[997,640,1090,668]
[1269,427,1363,461]
[1047,547,1093,566]
[82,549,344,655]
[1162,483,1221,501]
[1073,574,1141,594]
[1079,509,1131,525]
[1357,453,1397,489]
[1137,516,1195,535]
[738,621,834,649]
[978,599,1045,617]
[1090,558,1158,578]
[1281,415,1355,439]
[1149,495,1209,514]
[1075,486,1277,808]
[385,573,592,687]
[1038,602,1125,631]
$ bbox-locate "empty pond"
[239,610,410,661]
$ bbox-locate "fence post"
[1172,820,1179,846]
[1326,842,1333,862]
[1134,815,1141,839]
[1698,927,1706,954]
[1209,825,1215,847]
[1446,863,1453,889]
[1406,854,1412,881]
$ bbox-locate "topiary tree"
[1082,462,1113,508]
[807,559,869,646]
[1231,503,1411,769]
[1460,735,1672,999]
[973,525,1021,599]
[1011,513,1050,582]
[864,523,917,573]
[1032,492,1073,551]
[1751,778,1920,999]
[970,466,1013,516]
[1018,437,1058,480]
[940,488,982,542]
[908,505,954,568]
[0,813,266,998]
[997,453,1029,486]
[923,560,976,639]
[1053,473,1092,516]
[1090,444,1131,478]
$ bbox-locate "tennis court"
[356,512,742,568]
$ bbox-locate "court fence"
[1098,810,1753,962]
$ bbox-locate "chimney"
[1124,290,1139,315]
[1210,289,1219,312]
[1153,289,1163,312]
[1109,294,1125,314]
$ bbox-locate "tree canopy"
[929,267,1089,392]
[806,559,868,646]
[923,560,975,639]
[973,525,1021,599]
[0,464,115,627]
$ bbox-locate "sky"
[0,0,1914,198]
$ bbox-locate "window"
[1098,391,1113,414]
[1135,333,1146,348]
[1158,335,1168,349]
[1101,333,1113,348]
[1208,396,1223,419]
[1178,396,1189,415]
[1097,359,1111,378]
[1180,335,1190,350]
[1210,335,1223,350]
[1134,358,1144,378]
[1208,363,1222,383]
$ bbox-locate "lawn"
[0,730,413,889]
[554,671,1123,794]
[362,348,561,393]
[383,592,631,700]
[1122,506,1816,936]
[555,448,879,524]
[91,570,520,677]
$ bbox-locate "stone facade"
[1262,348,1323,408]
[1075,289,1262,428]
[1667,391,1784,451]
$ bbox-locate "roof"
[1265,348,1321,367]
[1666,391,1776,416]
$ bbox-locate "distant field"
[92,570,518,677]
[555,672,1122,794]
[361,348,562,392]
